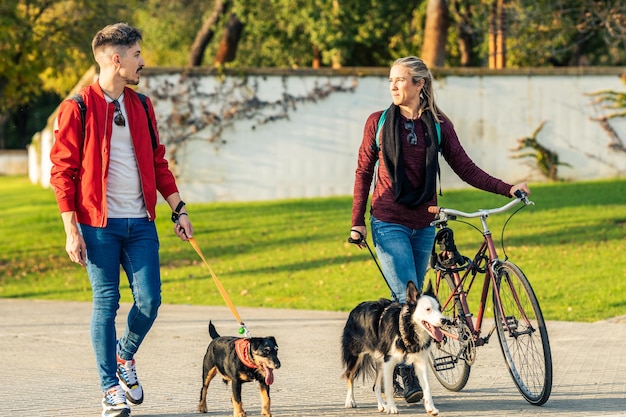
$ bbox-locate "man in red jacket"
[50,23,193,417]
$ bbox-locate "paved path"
[1,299,625,417]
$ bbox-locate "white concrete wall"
[32,69,626,202]
[0,150,28,175]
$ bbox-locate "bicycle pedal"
[433,355,457,371]
[504,316,519,331]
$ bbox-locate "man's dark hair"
[92,23,142,54]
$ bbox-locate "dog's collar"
[234,338,257,369]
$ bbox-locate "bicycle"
[427,190,552,406]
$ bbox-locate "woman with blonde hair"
[349,56,530,403]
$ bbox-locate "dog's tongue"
[263,364,274,385]
[432,326,444,342]
[424,321,444,342]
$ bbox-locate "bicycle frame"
[432,196,531,346]
[435,230,498,346]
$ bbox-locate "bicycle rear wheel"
[493,261,552,405]
[429,272,472,392]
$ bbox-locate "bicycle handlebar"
[429,191,533,226]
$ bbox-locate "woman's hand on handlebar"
[509,182,530,197]
[349,226,367,249]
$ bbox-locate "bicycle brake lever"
[515,190,535,206]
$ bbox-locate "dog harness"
[234,338,256,369]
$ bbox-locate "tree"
[0,0,134,149]
[489,0,506,69]
[134,0,210,67]
[188,0,229,66]
[192,0,422,68]
[448,0,484,66]
[422,0,450,68]
[213,12,244,66]
[504,0,626,66]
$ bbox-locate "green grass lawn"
[1,175,624,322]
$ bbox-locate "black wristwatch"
[171,201,186,223]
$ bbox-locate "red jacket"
[50,82,179,227]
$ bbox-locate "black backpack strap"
[68,94,87,163]
[67,92,158,151]
[68,94,86,139]
[136,93,158,150]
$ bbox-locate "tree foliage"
[133,0,209,67]
[0,0,135,148]
[2,0,625,149]
[1,0,134,112]
[225,0,423,68]
[189,0,626,69]
[504,0,626,66]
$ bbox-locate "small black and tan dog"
[198,321,280,417]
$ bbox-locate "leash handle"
[348,229,366,245]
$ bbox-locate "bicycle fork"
[491,261,535,338]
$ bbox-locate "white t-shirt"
[105,93,147,218]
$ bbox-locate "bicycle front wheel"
[493,261,552,405]
[429,272,472,392]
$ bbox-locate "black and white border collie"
[342,281,444,415]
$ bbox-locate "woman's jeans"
[370,216,435,303]
[80,218,161,391]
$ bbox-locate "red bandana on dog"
[234,338,257,369]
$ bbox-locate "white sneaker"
[116,355,144,405]
[102,385,130,417]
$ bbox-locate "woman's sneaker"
[116,355,144,405]
[102,385,130,417]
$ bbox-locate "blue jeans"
[370,216,435,303]
[80,218,162,391]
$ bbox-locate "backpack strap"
[136,92,158,150]
[373,108,441,153]
[372,107,443,195]
[372,108,387,153]
[69,94,86,139]
[68,92,158,150]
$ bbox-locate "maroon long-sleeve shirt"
[351,110,512,230]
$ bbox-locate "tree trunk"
[330,0,342,68]
[188,0,229,67]
[489,0,506,69]
[421,0,450,68]
[213,13,244,66]
[0,112,8,149]
[331,51,342,69]
[496,0,506,68]
[312,45,321,68]
[489,1,496,68]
